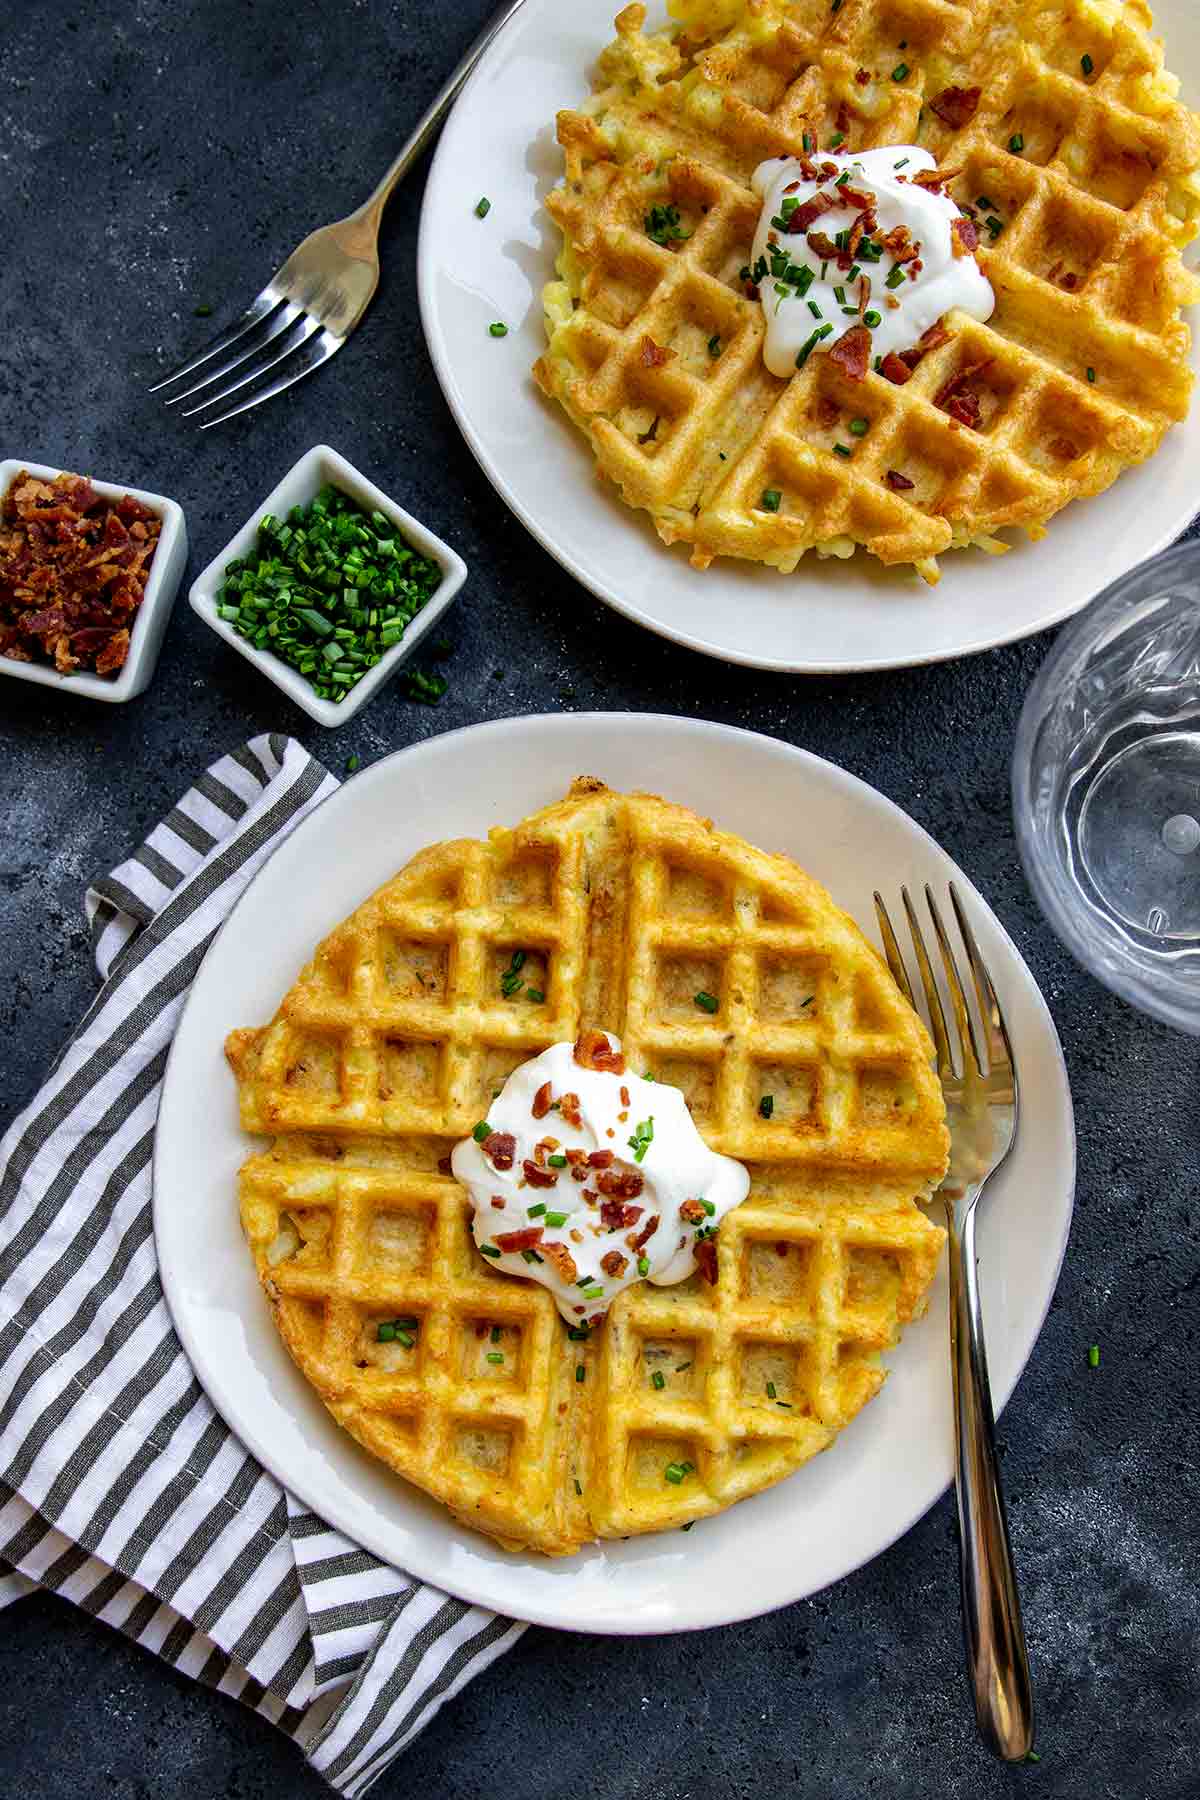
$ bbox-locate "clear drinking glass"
[1013,538,1200,1035]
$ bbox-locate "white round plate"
[155,714,1075,1633]
[417,0,1200,673]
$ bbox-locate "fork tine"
[901,886,954,1078]
[161,301,306,408]
[873,891,915,1006]
[948,883,1016,1081]
[925,886,984,1079]
[197,328,342,429]
[148,282,287,393]
[178,315,324,419]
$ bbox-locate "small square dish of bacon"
[0,459,187,703]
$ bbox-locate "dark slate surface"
[2,1,1199,1795]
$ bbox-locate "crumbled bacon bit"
[951,216,980,256]
[495,1226,544,1253]
[886,295,900,309]
[828,325,872,382]
[839,185,874,211]
[858,274,872,318]
[437,1156,452,1175]
[880,352,914,385]
[600,1250,628,1278]
[531,1081,554,1119]
[484,1132,517,1171]
[744,283,761,301]
[934,359,993,429]
[783,179,801,194]
[807,230,839,259]
[540,1241,578,1283]
[776,1242,790,1257]
[788,189,838,232]
[522,1158,559,1188]
[881,224,919,263]
[916,321,954,357]
[885,469,916,492]
[475,1321,490,1338]
[596,1166,645,1200]
[619,1085,630,1107]
[855,66,870,85]
[490,1196,505,1209]
[587,1149,614,1169]
[0,470,162,678]
[559,1091,583,1128]
[639,336,675,369]
[1051,436,1080,461]
[601,1199,644,1231]
[694,1239,718,1284]
[835,101,851,135]
[1060,271,1078,292]
[631,1214,661,1251]
[912,166,956,193]
[573,1030,625,1075]
[679,1198,706,1224]
[929,85,981,130]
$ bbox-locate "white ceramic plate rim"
[416,0,1200,674]
[155,713,1075,1634]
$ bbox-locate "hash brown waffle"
[228,782,948,1555]
[535,0,1200,583]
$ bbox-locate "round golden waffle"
[535,0,1200,583]
[227,782,948,1555]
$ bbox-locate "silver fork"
[149,0,532,428]
[874,883,1034,1763]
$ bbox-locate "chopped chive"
[694,990,719,1013]
[475,196,491,218]
[849,416,869,436]
[760,488,782,512]
[885,266,907,289]
[547,1154,568,1169]
[841,306,859,315]
[527,1202,547,1218]
[664,1461,691,1485]
[1088,1343,1100,1367]
[1081,52,1094,75]
[820,260,828,280]
[766,1380,777,1399]
[582,1284,604,1299]
[522,1248,544,1264]
[1086,366,1096,382]
[567,1324,590,1341]
[986,215,1004,239]
[489,322,508,337]
[479,1244,500,1258]
[652,1370,666,1390]
[834,284,847,303]
[894,156,910,169]
[708,333,722,357]
[760,1094,774,1118]
[574,1477,583,1494]
[576,1363,586,1381]
[628,1117,654,1162]
[847,263,861,282]
[1025,1752,1041,1765]
[486,1350,504,1363]
[193,302,213,317]
[472,1121,492,1142]
[802,131,813,152]
[491,1325,502,1343]
[525,987,546,1003]
[637,1255,650,1276]
[808,299,823,317]
[377,1323,396,1342]
[397,1329,415,1349]
[835,171,851,188]
[345,753,361,773]
[892,62,909,80]
[776,1400,793,1409]
[975,194,996,210]
[544,1210,568,1228]
[833,442,853,458]
[863,308,881,326]
[675,1361,692,1373]
[1009,133,1024,153]
[831,0,843,11]
[829,131,845,148]
[644,202,690,247]
[816,322,833,339]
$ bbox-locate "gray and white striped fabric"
[0,734,524,1794]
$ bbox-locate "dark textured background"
[2,1,1199,1796]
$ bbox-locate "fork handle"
[347,0,533,234]
[947,1199,1035,1761]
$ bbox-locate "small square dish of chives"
[190,444,467,727]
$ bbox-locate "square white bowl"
[188,445,468,727]
[0,458,187,703]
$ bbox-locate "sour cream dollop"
[750,147,995,379]
[451,1032,750,1325]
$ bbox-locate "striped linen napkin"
[0,733,524,1794]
